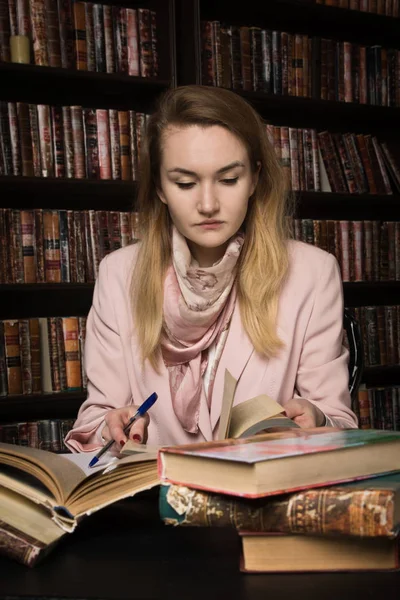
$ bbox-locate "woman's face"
[159,125,258,267]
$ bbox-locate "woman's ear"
[251,161,261,196]
[157,187,167,205]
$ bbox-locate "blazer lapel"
[209,303,255,432]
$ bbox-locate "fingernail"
[133,434,142,443]
[120,440,125,447]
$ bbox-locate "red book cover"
[159,429,400,498]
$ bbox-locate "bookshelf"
[0,0,176,438]
[1,0,400,435]
[175,0,400,428]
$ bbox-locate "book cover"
[159,429,400,498]
[160,471,400,538]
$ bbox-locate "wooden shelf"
[343,282,400,306]
[199,0,400,49]
[0,284,94,319]
[362,366,400,386]
[0,391,85,422]
[294,192,400,220]
[1,282,399,319]
[0,176,136,210]
[0,62,171,111]
[237,90,400,136]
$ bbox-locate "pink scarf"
[161,226,244,433]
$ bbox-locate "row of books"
[1,302,399,398]
[313,0,400,16]
[0,209,139,284]
[352,305,400,367]
[267,125,400,194]
[201,22,400,107]
[0,0,158,77]
[291,219,400,282]
[356,385,400,430]
[0,102,150,179]
[0,418,74,453]
[0,316,87,396]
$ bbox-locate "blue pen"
[88,392,158,468]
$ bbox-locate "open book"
[0,443,158,567]
[122,369,298,456]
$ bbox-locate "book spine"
[0,321,7,395]
[8,102,21,175]
[160,484,397,538]
[29,104,41,177]
[37,104,54,178]
[72,1,87,70]
[96,109,111,179]
[29,318,41,393]
[4,320,22,395]
[19,319,32,394]
[62,317,81,390]
[43,210,61,282]
[62,106,74,178]
[30,0,48,65]
[93,3,106,72]
[57,0,74,69]
[17,102,34,177]
[138,8,152,77]
[103,4,115,73]
[45,0,61,67]
[0,0,11,62]
[20,210,36,283]
[118,111,131,181]
[51,106,65,179]
[0,520,48,567]
[70,106,86,179]
[85,2,95,72]
[126,8,139,76]
[11,209,24,283]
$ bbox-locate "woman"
[65,85,357,453]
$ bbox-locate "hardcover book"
[0,443,158,566]
[158,428,400,498]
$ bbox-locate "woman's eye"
[176,182,195,189]
[221,177,239,185]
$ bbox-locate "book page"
[60,450,117,477]
[217,369,238,440]
[0,443,88,505]
[119,442,160,457]
[228,395,287,439]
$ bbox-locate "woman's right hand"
[101,406,150,450]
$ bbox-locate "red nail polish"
[120,440,125,447]
[133,434,142,443]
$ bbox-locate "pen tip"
[89,456,99,468]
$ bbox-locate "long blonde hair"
[132,85,293,369]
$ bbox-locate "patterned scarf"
[161,226,244,433]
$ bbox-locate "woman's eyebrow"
[167,161,245,176]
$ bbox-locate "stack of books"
[158,428,400,573]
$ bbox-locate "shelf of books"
[176,0,400,432]
[0,0,176,447]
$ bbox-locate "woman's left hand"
[284,397,326,428]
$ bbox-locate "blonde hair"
[132,85,293,369]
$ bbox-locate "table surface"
[0,488,399,600]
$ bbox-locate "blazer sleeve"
[293,252,358,429]
[64,254,133,452]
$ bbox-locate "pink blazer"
[65,240,358,452]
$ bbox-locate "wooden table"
[0,489,399,600]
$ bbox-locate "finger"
[107,410,137,447]
[127,417,148,444]
[283,403,303,419]
[101,424,112,442]
[293,414,316,428]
